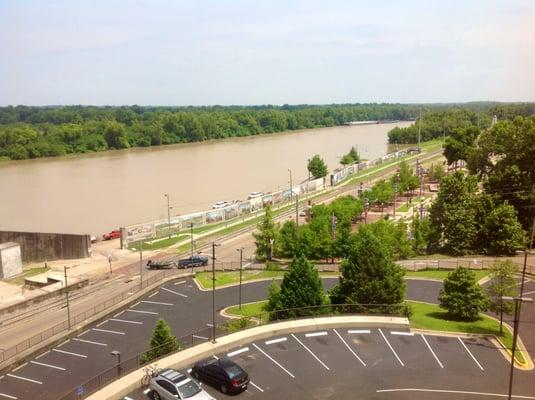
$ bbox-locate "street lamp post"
[211,242,220,343]
[288,169,293,202]
[139,241,143,289]
[164,194,172,239]
[63,266,71,330]
[237,247,244,310]
[110,350,122,377]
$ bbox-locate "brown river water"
[0,122,411,236]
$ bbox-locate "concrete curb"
[86,315,409,400]
[193,274,339,291]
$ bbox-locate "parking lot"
[124,327,535,400]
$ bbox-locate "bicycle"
[141,364,162,386]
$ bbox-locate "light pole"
[110,350,122,377]
[364,197,369,224]
[211,242,220,343]
[139,241,143,289]
[63,266,71,330]
[164,194,172,239]
[237,247,244,310]
[295,193,299,226]
[107,254,112,276]
[288,169,293,202]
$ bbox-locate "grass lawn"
[405,269,489,281]
[6,266,50,285]
[226,300,269,319]
[129,234,190,251]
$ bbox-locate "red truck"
[102,230,121,240]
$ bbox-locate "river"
[0,121,411,236]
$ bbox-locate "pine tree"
[141,318,179,363]
[253,205,279,261]
[279,256,325,312]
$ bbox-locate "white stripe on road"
[376,388,535,399]
[0,393,17,399]
[78,329,90,336]
[72,338,107,346]
[378,329,404,366]
[96,320,108,328]
[524,289,535,296]
[109,318,143,325]
[206,323,214,327]
[6,374,42,385]
[265,337,287,345]
[252,343,294,378]
[141,300,174,306]
[227,347,249,358]
[291,334,330,370]
[143,389,151,394]
[124,397,133,400]
[113,311,124,318]
[92,328,125,335]
[161,287,188,298]
[348,329,371,334]
[420,334,444,368]
[131,301,140,307]
[192,335,209,340]
[249,381,264,393]
[126,309,158,315]
[30,360,66,371]
[305,331,328,338]
[458,338,484,370]
[333,329,366,367]
[391,331,414,336]
[174,280,186,285]
[58,339,70,347]
[52,349,87,358]
[35,351,50,360]
[12,363,27,372]
[148,291,159,298]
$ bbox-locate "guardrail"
[58,303,409,400]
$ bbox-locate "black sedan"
[191,358,249,394]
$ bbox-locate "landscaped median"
[85,315,409,400]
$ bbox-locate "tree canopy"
[307,155,328,179]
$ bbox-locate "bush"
[140,318,179,364]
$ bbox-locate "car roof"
[159,368,188,385]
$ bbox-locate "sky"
[1,0,534,106]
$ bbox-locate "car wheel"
[152,391,161,400]
[221,384,228,394]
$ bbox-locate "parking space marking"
[333,329,366,367]
[35,351,50,360]
[113,311,125,318]
[58,339,70,347]
[12,363,27,372]
[458,338,484,370]
[348,329,370,334]
[126,309,158,315]
[305,331,328,338]
[265,337,287,345]
[206,323,214,327]
[252,343,295,378]
[141,300,174,306]
[30,360,66,371]
[143,389,151,394]
[96,320,108,327]
[161,287,188,298]
[109,318,143,325]
[131,301,140,307]
[420,334,444,368]
[249,381,264,393]
[291,334,330,370]
[78,329,90,336]
[376,388,535,399]
[6,373,42,385]
[148,291,159,298]
[92,328,126,335]
[391,331,414,336]
[174,280,186,285]
[378,329,404,367]
[192,335,208,340]
[227,347,249,358]
[52,349,87,358]
[124,397,133,400]
[72,338,108,346]
[524,289,535,296]
[0,393,17,399]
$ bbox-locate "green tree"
[140,318,179,363]
[278,220,299,258]
[329,229,405,307]
[333,220,355,259]
[438,267,489,321]
[266,281,282,312]
[253,205,279,261]
[307,154,328,179]
[486,260,518,333]
[278,256,325,312]
[427,163,446,182]
[480,203,526,255]
[410,215,431,255]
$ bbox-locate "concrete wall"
[0,231,91,263]
[0,242,22,279]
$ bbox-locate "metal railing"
[58,303,408,400]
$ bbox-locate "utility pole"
[164,194,172,239]
[288,169,293,203]
[364,198,369,224]
[211,242,220,343]
[237,248,244,310]
[295,193,299,226]
[139,241,143,289]
[418,110,422,152]
[64,266,71,330]
[190,223,194,258]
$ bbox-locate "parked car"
[191,357,249,394]
[247,191,263,199]
[102,230,121,240]
[177,255,209,268]
[212,201,229,209]
[148,368,215,400]
[147,259,175,269]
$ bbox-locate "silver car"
[149,368,216,400]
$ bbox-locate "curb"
[193,274,339,291]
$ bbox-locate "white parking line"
[206,323,214,327]
[378,329,404,366]
[78,329,90,336]
[143,389,151,394]
[0,392,17,399]
[148,291,159,298]
[265,337,287,345]
[252,343,295,378]
[391,331,414,336]
[376,388,535,399]
[305,331,328,338]
[96,320,108,328]
[72,338,108,347]
[249,381,264,393]
[458,338,484,370]
[52,349,87,358]
[124,397,133,400]
[347,329,371,334]
[12,363,27,372]
[92,328,125,335]
[333,329,366,367]
[192,335,209,340]
[109,318,143,325]
[161,287,188,298]
[131,301,141,307]
[126,309,158,315]
[291,334,330,370]
[141,300,174,306]
[174,280,186,285]
[227,347,249,358]
[30,360,66,371]
[6,373,42,385]
[113,311,125,318]
[524,289,535,296]
[35,351,50,360]
[58,339,70,347]
[420,334,444,368]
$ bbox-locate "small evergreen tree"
[438,267,489,321]
[486,260,518,333]
[253,205,279,261]
[279,256,325,311]
[266,281,282,312]
[278,220,299,258]
[141,318,179,363]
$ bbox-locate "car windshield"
[177,380,202,398]
[225,365,243,379]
